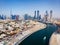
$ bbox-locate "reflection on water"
[19,24,58,45]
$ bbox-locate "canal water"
[19,24,58,45]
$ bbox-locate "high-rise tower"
[34,11,36,19]
[50,10,53,22]
[44,10,48,22]
[37,10,39,20]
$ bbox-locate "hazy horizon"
[0,0,60,18]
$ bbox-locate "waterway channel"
[19,23,58,45]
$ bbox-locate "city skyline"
[0,0,60,18]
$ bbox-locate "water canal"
[19,23,58,45]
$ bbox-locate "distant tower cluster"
[0,9,53,23]
[43,10,53,23]
[0,15,6,20]
[34,10,41,20]
[11,15,19,20]
[24,14,33,20]
[10,10,19,20]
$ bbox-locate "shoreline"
[14,22,46,45]
[1,21,47,45]
[0,20,47,45]
[49,32,60,45]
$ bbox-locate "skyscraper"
[0,15,1,19]
[11,15,16,20]
[34,10,41,21]
[44,10,48,22]
[37,10,39,20]
[39,15,41,20]
[24,14,28,20]
[50,10,53,22]
[0,15,6,20]
[34,11,36,19]
[16,15,19,20]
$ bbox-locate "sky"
[0,0,60,18]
